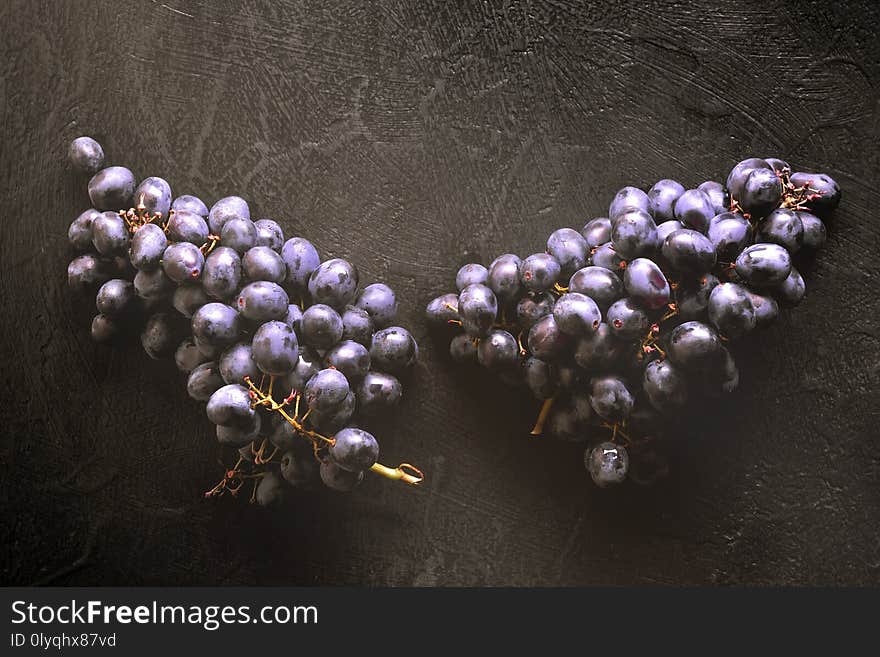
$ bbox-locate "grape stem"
[530,397,555,435]
[242,375,424,487]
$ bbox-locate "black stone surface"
[1,0,878,586]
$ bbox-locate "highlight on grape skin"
[425,157,839,489]
[65,136,424,505]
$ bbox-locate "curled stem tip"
[370,462,424,486]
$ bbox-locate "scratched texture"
[1,0,879,586]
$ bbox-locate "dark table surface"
[1,0,879,586]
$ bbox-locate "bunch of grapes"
[426,157,839,488]
[65,137,423,505]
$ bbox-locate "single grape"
[308,258,359,310]
[329,427,379,472]
[370,326,418,374]
[208,196,250,235]
[547,228,590,277]
[236,281,289,322]
[166,210,209,245]
[455,263,489,291]
[553,292,601,336]
[216,413,262,447]
[735,243,791,287]
[172,284,209,318]
[623,258,670,310]
[281,237,320,291]
[590,242,626,271]
[175,337,210,373]
[487,254,523,302]
[656,219,684,243]
[192,302,241,348]
[647,179,685,222]
[252,320,299,376]
[789,171,841,215]
[133,267,174,301]
[546,402,584,441]
[310,391,356,435]
[283,348,322,393]
[568,266,623,312]
[90,314,117,342]
[666,320,722,370]
[477,330,520,370]
[574,322,621,369]
[356,371,402,415]
[95,278,134,316]
[88,166,135,210]
[220,217,257,255]
[580,217,612,248]
[425,293,460,326]
[206,383,255,428]
[129,222,168,270]
[589,376,634,422]
[242,246,286,283]
[202,246,242,299]
[570,389,593,425]
[609,186,649,219]
[304,368,350,411]
[68,136,104,174]
[697,180,728,215]
[68,254,113,292]
[746,291,779,328]
[320,461,364,492]
[219,342,260,385]
[68,208,101,250]
[92,211,130,255]
[449,333,478,362]
[326,340,371,381]
[606,297,649,340]
[661,228,716,274]
[520,253,561,293]
[458,283,498,338]
[300,303,344,349]
[673,189,715,233]
[726,157,771,201]
[756,208,803,254]
[797,212,826,250]
[255,470,288,506]
[162,242,205,284]
[585,442,629,488]
[718,348,739,394]
[643,358,688,412]
[739,167,782,218]
[776,267,806,307]
[356,283,398,329]
[133,177,172,217]
[280,450,320,488]
[515,292,554,329]
[523,357,556,400]
[340,305,374,346]
[283,303,303,332]
[707,212,750,261]
[674,274,719,321]
[527,314,567,360]
[171,194,208,217]
[253,219,284,252]
[141,312,182,360]
[610,209,658,259]
[554,364,584,390]
[186,361,225,401]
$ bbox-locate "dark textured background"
[1,0,879,586]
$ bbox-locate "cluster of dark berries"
[65,137,423,505]
[426,156,839,488]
